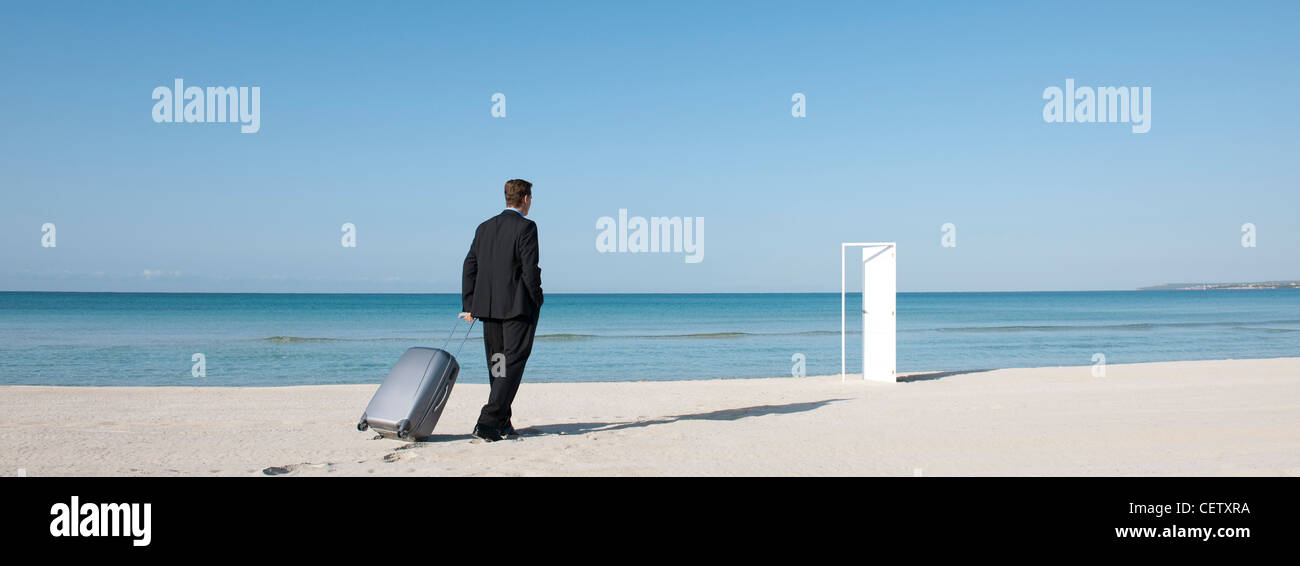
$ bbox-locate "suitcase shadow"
[523,398,848,437]
[411,434,477,444]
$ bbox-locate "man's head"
[504,179,532,216]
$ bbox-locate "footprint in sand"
[263,462,333,475]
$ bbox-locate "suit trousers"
[477,315,537,429]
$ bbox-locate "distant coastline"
[1139,281,1300,291]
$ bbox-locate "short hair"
[504,179,532,207]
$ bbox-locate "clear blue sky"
[2,1,1297,292]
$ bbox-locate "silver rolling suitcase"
[357,319,475,441]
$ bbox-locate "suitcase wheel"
[356,414,369,432]
[396,419,410,439]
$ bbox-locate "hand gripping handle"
[443,316,476,356]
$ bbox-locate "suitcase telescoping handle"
[444,315,476,356]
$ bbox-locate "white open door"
[842,242,897,382]
[862,245,896,382]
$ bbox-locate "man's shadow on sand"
[415,398,848,443]
[527,398,850,436]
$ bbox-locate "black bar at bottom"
[3,477,1289,555]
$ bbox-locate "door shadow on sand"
[897,369,991,382]
[517,398,849,438]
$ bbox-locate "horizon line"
[0,288,1256,295]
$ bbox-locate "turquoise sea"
[1,291,1297,386]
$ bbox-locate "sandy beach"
[2,357,1297,477]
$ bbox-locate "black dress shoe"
[502,421,520,438]
[472,424,505,442]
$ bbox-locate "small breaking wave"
[260,336,349,343]
[937,320,1300,333]
[259,329,850,344]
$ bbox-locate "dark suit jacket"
[462,210,543,320]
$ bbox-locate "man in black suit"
[460,179,543,442]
